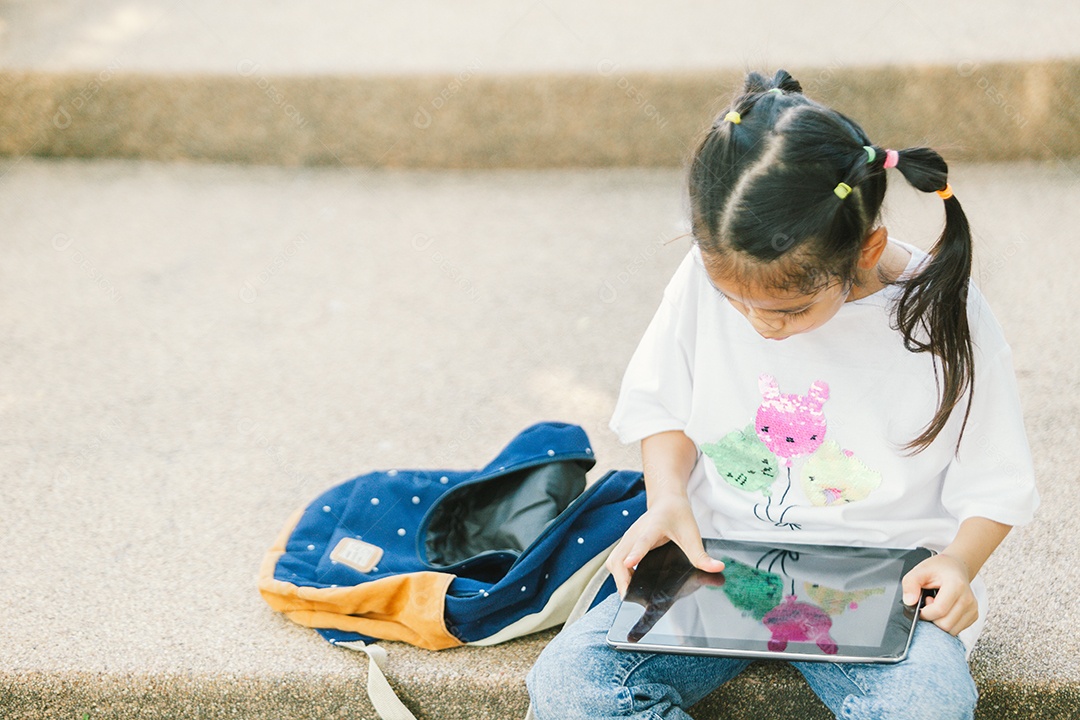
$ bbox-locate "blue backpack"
[259,421,645,651]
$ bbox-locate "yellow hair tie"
[724,111,742,124]
[935,183,953,200]
[834,182,853,199]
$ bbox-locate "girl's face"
[705,270,851,341]
[701,227,893,340]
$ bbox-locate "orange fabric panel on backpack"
[258,508,462,651]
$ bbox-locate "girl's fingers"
[606,540,634,597]
[611,565,628,598]
[605,505,723,597]
[624,531,661,569]
[606,526,662,597]
[918,584,978,635]
[672,528,724,573]
[936,594,978,635]
[918,593,943,621]
[606,553,630,598]
[687,545,725,573]
[922,581,962,620]
[901,566,933,607]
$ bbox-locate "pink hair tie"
[883,149,900,169]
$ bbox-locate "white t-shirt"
[608,239,1040,653]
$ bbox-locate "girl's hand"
[605,494,725,598]
[901,553,978,635]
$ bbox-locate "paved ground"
[1,157,1078,717]
[1,0,1079,74]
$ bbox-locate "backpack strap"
[335,640,418,720]
[336,561,615,720]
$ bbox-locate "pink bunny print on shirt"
[752,374,830,529]
[755,374,829,466]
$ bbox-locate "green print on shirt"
[701,424,778,496]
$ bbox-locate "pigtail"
[692,117,754,242]
[743,72,772,94]
[769,69,803,94]
[831,142,886,252]
[693,78,790,249]
[890,148,975,454]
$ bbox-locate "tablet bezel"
[606,538,934,664]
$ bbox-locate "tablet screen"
[607,538,933,663]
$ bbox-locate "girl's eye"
[784,308,811,319]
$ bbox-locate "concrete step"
[0,157,1078,718]
[1,1,1079,167]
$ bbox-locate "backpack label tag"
[330,537,384,573]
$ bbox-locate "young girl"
[526,70,1039,719]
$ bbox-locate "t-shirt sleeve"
[940,344,1040,526]
[608,253,698,446]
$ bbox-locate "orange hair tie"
[936,184,953,200]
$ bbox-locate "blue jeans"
[526,593,977,720]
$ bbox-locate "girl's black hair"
[689,69,974,455]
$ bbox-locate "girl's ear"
[857,227,889,270]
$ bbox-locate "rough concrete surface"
[0,157,1078,717]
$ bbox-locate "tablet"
[606,538,934,663]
